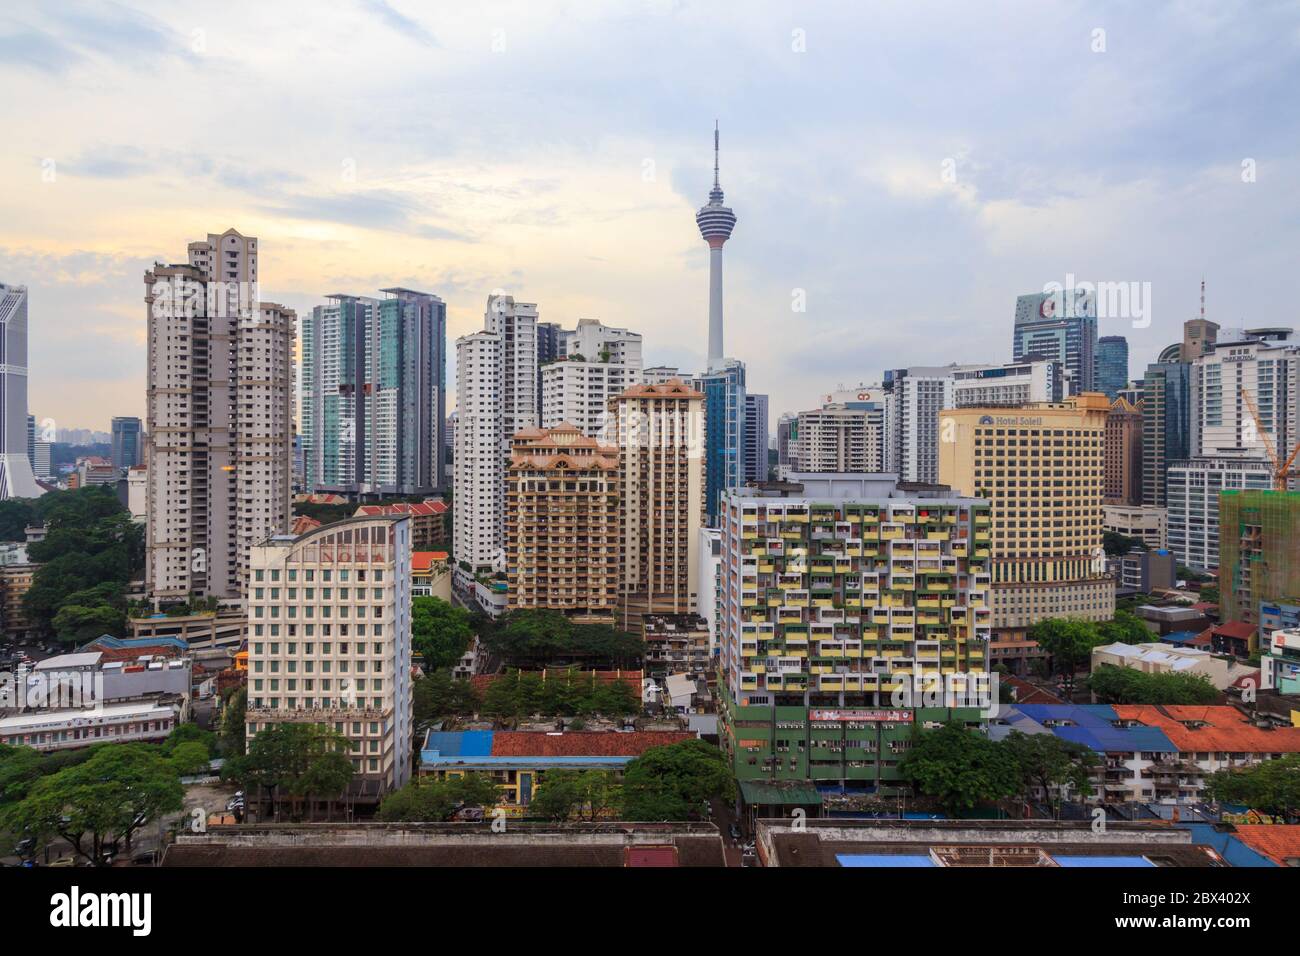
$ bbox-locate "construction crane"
[1239,386,1300,491]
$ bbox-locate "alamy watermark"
[1040,273,1152,328]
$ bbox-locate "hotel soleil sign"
[978,414,1045,426]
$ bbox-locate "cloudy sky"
[2,0,1298,432]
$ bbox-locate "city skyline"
[2,1,1299,434]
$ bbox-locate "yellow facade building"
[938,394,1115,646]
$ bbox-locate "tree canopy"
[621,739,734,821]
[482,609,644,668]
[1086,664,1220,705]
[221,722,354,819]
[411,596,474,670]
[18,486,143,641]
[376,773,501,822]
[899,722,1020,814]
[1206,754,1300,821]
[1,743,184,865]
[479,669,641,723]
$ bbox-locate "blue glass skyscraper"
[696,359,746,525]
[1097,335,1129,399]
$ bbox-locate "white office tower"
[884,367,955,484]
[0,284,44,499]
[144,228,294,602]
[796,404,884,473]
[541,319,644,437]
[453,294,539,572]
[246,515,413,800]
[1191,336,1300,464]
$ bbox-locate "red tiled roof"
[1114,705,1300,753]
[354,499,448,518]
[291,515,322,535]
[412,551,450,571]
[490,731,694,757]
[1213,621,1255,640]
[1002,675,1063,705]
[1232,825,1300,866]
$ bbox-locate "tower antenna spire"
[713,119,720,188]
[1200,276,1205,320]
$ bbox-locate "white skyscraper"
[144,229,294,602]
[1191,335,1300,465]
[0,284,44,499]
[541,319,643,437]
[884,367,955,485]
[453,294,539,572]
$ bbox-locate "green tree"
[377,773,501,822]
[411,596,474,670]
[1205,754,1300,821]
[0,499,36,542]
[484,609,644,667]
[1096,609,1151,646]
[1001,730,1096,818]
[899,722,1019,814]
[162,723,217,759]
[1029,617,1102,688]
[1,743,184,864]
[1086,664,1219,705]
[412,670,481,727]
[1103,531,1148,556]
[621,739,734,821]
[221,722,355,820]
[219,686,248,756]
[528,768,621,821]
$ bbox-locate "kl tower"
[696,121,737,370]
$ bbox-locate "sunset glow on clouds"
[2,0,1299,430]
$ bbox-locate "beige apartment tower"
[938,393,1115,640]
[607,380,705,623]
[506,423,620,619]
[795,404,885,473]
[245,516,413,802]
[144,229,294,602]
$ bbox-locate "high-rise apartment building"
[1097,335,1129,399]
[453,294,539,572]
[301,288,445,494]
[1166,454,1273,571]
[608,380,705,623]
[938,395,1115,642]
[245,515,413,801]
[795,405,885,473]
[1140,360,1192,508]
[536,320,563,414]
[776,412,798,474]
[1104,396,1143,505]
[506,424,619,618]
[883,367,953,484]
[144,229,294,601]
[1191,335,1299,466]
[716,475,993,791]
[695,359,746,524]
[1012,289,1099,393]
[743,393,769,484]
[541,319,643,437]
[111,416,144,472]
[0,284,44,499]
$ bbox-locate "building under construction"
[1220,489,1300,639]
